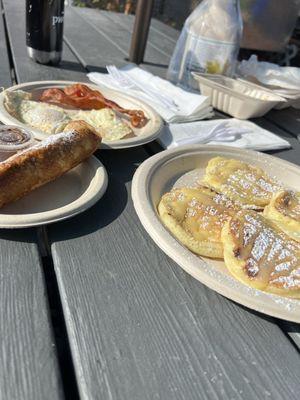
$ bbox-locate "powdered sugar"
[236,211,300,289]
[6,130,78,162]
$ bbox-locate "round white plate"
[132,144,300,323]
[0,156,108,228]
[0,80,163,149]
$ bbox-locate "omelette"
[4,90,133,141]
[202,157,282,209]
[158,186,240,258]
[4,90,70,134]
[264,190,300,242]
[71,108,132,141]
[222,210,300,298]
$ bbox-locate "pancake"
[202,157,282,209]
[158,186,239,258]
[222,210,300,298]
[263,190,300,242]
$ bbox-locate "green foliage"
[72,0,135,13]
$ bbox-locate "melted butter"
[275,191,300,222]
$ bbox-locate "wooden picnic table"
[0,1,300,399]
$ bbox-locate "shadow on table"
[48,148,147,241]
[58,62,107,74]
[233,299,300,332]
[139,61,169,70]
[0,228,38,244]
[28,58,85,74]
[51,173,128,241]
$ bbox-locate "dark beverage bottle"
[26,0,65,65]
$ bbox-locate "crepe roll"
[0,120,101,209]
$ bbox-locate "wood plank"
[48,147,300,400]
[150,16,180,44]
[0,229,64,399]
[255,117,300,166]
[280,322,300,349]
[265,108,300,138]
[100,10,176,57]
[64,6,128,71]
[72,6,170,77]
[0,2,12,88]
[0,6,63,399]
[2,0,87,83]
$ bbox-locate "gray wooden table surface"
[1,1,300,399]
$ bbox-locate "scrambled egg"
[4,90,133,141]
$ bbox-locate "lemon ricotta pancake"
[222,210,300,298]
[158,186,239,258]
[264,190,300,242]
[202,157,282,209]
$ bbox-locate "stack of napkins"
[88,65,213,123]
[158,119,291,151]
[88,65,291,152]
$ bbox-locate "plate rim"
[0,80,164,149]
[0,155,108,228]
[131,144,300,323]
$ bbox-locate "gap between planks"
[0,0,16,85]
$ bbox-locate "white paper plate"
[0,156,108,228]
[132,145,300,323]
[0,81,163,149]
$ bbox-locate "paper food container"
[192,73,286,119]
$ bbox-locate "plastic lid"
[0,125,34,151]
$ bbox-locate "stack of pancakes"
[158,157,300,298]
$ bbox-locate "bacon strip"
[39,84,148,128]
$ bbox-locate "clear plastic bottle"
[167,0,243,89]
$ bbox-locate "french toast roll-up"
[0,121,101,209]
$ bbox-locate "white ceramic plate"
[0,81,163,149]
[132,145,300,323]
[0,156,108,228]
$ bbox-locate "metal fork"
[106,65,179,111]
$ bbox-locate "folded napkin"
[88,65,213,123]
[239,55,300,90]
[158,119,291,151]
[238,55,300,109]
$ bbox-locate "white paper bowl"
[132,144,300,322]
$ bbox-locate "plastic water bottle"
[167,0,243,89]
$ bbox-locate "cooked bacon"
[39,84,148,128]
